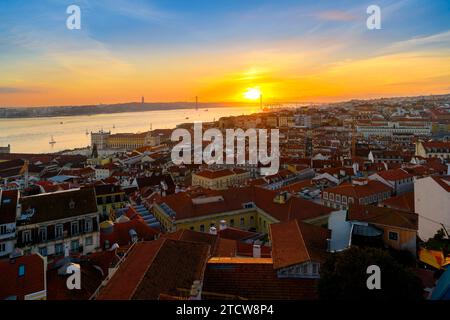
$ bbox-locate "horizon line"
[2,92,450,109]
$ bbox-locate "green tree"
[318,247,423,300]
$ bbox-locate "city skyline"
[0,0,450,107]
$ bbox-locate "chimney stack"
[189,280,202,300]
[219,220,227,231]
[253,244,261,258]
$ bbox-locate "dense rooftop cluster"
[0,95,450,300]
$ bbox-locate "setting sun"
[244,88,262,100]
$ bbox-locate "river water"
[0,106,261,154]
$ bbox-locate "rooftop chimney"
[189,280,202,300]
[253,244,261,258]
[64,244,70,258]
[219,220,227,231]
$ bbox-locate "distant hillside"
[0,102,242,118]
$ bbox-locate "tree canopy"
[318,247,424,300]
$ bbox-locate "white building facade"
[415,176,450,241]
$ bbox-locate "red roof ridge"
[295,219,310,262]
[128,239,167,299]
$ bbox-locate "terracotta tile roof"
[19,187,98,224]
[100,219,159,247]
[432,176,450,193]
[162,229,218,253]
[0,254,46,300]
[87,250,120,276]
[46,261,103,300]
[425,161,448,173]
[375,168,413,181]
[270,220,330,270]
[248,178,267,186]
[131,239,210,300]
[215,238,238,257]
[203,261,318,300]
[324,180,391,199]
[348,204,418,230]
[217,227,257,241]
[96,240,165,300]
[422,141,450,152]
[235,242,272,258]
[97,239,210,300]
[381,191,415,213]
[0,189,18,224]
[155,186,333,222]
[194,168,246,179]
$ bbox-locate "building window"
[38,227,47,242]
[70,240,80,252]
[23,230,32,243]
[55,224,63,239]
[302,264,308,274]
[230,219,235,227]
[312,263,319,274]
[0,243,5,252]
[71,221,79,236]
[240,217,245,226]
[85,218,93,233]
[200,225,205,232]
[38,247,47,257]
[55,243,64,256]
[388,231,399,241]
[0,225,6,235]
[85,236,93,246]
[250,216,254,225]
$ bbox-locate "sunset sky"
[0,0,449,107]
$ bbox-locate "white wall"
[415,177,450,241]
[328,210,352,252]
